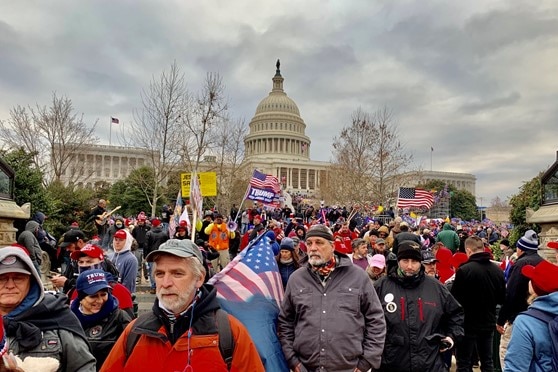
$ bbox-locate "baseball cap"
[376,238,386,245]
[61,230,86,248]
[370,254,386,269]
[114,229,127,240]
[145,239,203,264]
[70,244,104,261]
[421,250,438,264]
[76,269,111,296]
[0,255,32,276]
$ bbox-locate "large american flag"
[250,169,281,194]
[397,187,434,209]
[209,234,288,371]
[209,234,283,304]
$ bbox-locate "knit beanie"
[397,241,422,261]
[517,230,539,251]
[305,224,334,241]
[280,237,294,251]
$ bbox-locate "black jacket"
[374,267,464,372]
[451,252,506,332]
[145,226,169,256]
[132,224,150,250]
[497,250,544,325]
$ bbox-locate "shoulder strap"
[125,313,156,360]
[523,308,555,324]
[216,309,235,371]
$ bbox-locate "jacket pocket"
[336,287,359,315]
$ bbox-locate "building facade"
[243,60,330,195]
[57,144,158,188]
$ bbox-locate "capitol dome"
[244,60,311,161]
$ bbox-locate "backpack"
[125,309,234,370]
[522,308,558,370]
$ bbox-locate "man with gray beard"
[101,239,264,371]
[278,224,386,372]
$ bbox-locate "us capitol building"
[58,60,476,199]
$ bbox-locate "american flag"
[168,190,183,238]
[209,234,288,371]
[249,169,281,194]
[397,187,434,209]
[209,234,283,304]
[111,117,119,124]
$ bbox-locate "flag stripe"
[397,187,434,209]
[250,169,281,193]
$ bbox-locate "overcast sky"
[1,0,557,205]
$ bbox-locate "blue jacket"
[504,291,558,371]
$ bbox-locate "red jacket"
[100,287,264,372]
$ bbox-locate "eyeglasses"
[0,274,29,286]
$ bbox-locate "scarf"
[71,294,119,329]
[280,258,294,264]
[312,256,336,277]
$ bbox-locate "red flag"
[111,117,119,124]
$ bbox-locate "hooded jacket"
[0,247,96,372]
[504,291,558,371]
[435,223,460,252]
[108,230,138,293]
[100,284,264,372]
[374,266,464,371]
[497,249,544,326]
[17,220,42,267]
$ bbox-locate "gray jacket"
[17,220,42,266]
[278,253,386,372]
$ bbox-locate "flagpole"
[109,117,112,146]
[234,183,251,223]
[430,146,433,171]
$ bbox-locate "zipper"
[418,297,424,322]
[400,297,405,320]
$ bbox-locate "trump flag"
[208,233,288,371]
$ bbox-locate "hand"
[439,336,454,352]
[496,324,506,335]
[50,274,67,288]
[294,363,301,372]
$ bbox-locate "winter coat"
[277,259,299,289]
[278,253,386,372]
[435,223,460,252]
[71,295,132,370]
[131,224,149,250]
[374,267,464,372]
[497,250,544,326]
[100,285,264,372]
[108,230,138,294]
[1,246,96,372]
[145,226,168,256]
[17,220,42,267]
[504,291,558,371]
[450,252,506,332]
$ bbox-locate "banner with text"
[181,172,217,197]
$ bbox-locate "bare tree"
[0,93,98,185]
[179,72,228,171]
[126,61,187,217]
[329,107,414,207]
[214,116,247,212]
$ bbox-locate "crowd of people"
[1,198,558,371]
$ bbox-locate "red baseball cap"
[114,230,127,240]
[70,244,104,261]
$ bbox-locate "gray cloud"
[1,0,558,203]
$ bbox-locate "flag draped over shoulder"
[397,187,434,209]
[246,169,282,205]
[208,234,288,371]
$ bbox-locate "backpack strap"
[216,309,235,371]
[522,308,555,324]
[125,310,235,370]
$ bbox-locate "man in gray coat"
[17,220,43,273]
[278,224,386,372]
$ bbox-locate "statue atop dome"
[275,59,281,76]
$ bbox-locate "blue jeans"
[147,262,155,289]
